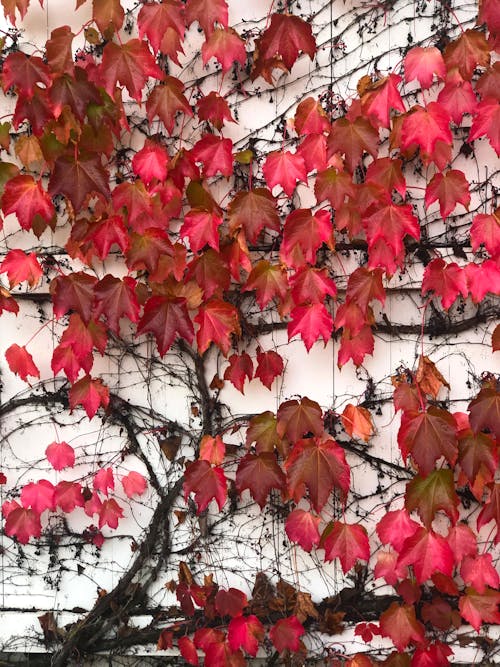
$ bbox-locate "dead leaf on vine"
[416,356,450,398]
[159,435,181,461]
[179,561,194,586]
[319,609,345,635]
[294,591,319,622]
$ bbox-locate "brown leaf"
[293,591,319,622]
[178,561,194,586]
[318,609,345,635]
[416,356,450,398]
[159,435,181,461]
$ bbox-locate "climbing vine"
[0,0,498,664]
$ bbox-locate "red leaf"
[469,386,500,440]
[437,69,478,125]
[198,92,235,131]
[202,28,246,72]
[0,249,42,288]
[100,39,163,102]
[262,151,307,198]
[52,339,91,382]
[404,46,446,88]
[337,325,374,368]
[422,258,468,310]
[461,553,499,593]
[227,615,264,656]
[477,482,500,543]
[397,527,454,583]
[255,349,284,390]
[361,73,405,128]
[184,0,228,36]
[3,504,41,544]
[269,616,305,653]
[228,188,280,244]
[183,460,227,512]
[244,261,289,310]
[195,299,241,356]
[400,103,452,164]
[21,480,56,514]
[178,636,199,666]
[137,296,194,356]
[131,140,169,183]
[443,29,490,80]
[54,481,84,512]
[276,397,324,442]
[137,1,185,53]
[459,587,500,631]
[5,344,39,381]
[321,521,370,572]
[94,275,140,334]
[341,404,374,442]
[92,0,124,33]
[98,498,124,529]
[469,99,500,156]
[285,509,321,552]
[45,441,75,471]
[223,353,253,393]
[69,375,110,419]
[287,303,333,351]
[470,208,500,256]
[235,452,286,508]
[285,437,350,511]
[121,471,147,498]
[191,135,233,178]
[49,154,110,211]
[0,286,19,316]
[2,175,54,230]
[2,52,51,98]
[146,77,193,135]
[447,523,478,564]
[376,509,420,552]
[345,267,385,313]
[315,167,355,209]
[126,228,173,273]
[379,603,425,652]
[50,272,97,323]
[294,97,330,135]
[256,14,316,71]
[405,469,459,528]
[215,588,247,617]
[86,214,129,259]
[280,208,332,268]
[328,116,379,172]
[398,407,457,475]
[180,208,223,253]
[425,170,471,219]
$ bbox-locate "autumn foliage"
[0,0,499,663]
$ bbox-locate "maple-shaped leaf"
[280,208,332,268]
[285,437,350,511]
[276,397,324,442]
[204,641,245,667]
[458,431,497,499]
[21,480,56,514]
[191,135,233,178]
[235,452,286,508]
[0,250,42,288]
[405,469,459,528]
[341,404,374,442]
[198,92,235,131]
[3,503,42,544]
[178,636,199,666]
[398,407,457,475]
[183,460,227,512]
[228,615,264,657]
[360,73,405,128]
[180,208,223,253]
[294,97,330,135]
[92,0,124,34]
[437,69,478,125]
[262,151,307,198]
[137,0,184,53]
[146,77,193,135]
[244,261,289,310]
[469,99,500,156]
[255,349,284,390]
[337,325,374,368]
[327,116,379,173]
[121,471,147,499]
[49,154,110,211]
[285,509,321,552]
[186,248,230,299]
[94,467,114,496]
[379,603,425,652]
[93,275,140,334]
[137,296,194,356]
[46,25,74,75]
[223,353,253,393]
[199,434,225,465]
[345,267,385,313]
[465,259,499,304]
[100,39,163,101]
[50,272,97,323]
[132,140,168,183]
[363,202,420,257]
[227,188,280,243]
[2,175,55,231]
[69,375,110,419]
[364,158,405,199]
[195,299,240,356]
[246,412,280,454]
[397,527,454,583]
[443,29,490,80]
[202,27,246,72]
[59,313,107,357]
[54,480,84,513]
[2,52,51,98]
[51,341,92,382]
[184,0,227,36]
[404,46,446,88]
[85,214,129,260]
[469,385,500,440]
[461,554,499,594]
[297,132,328,172]
[425,170,471,219]
[0,287,19,316]
[447,524,478,564]
[477,482,500,543]
[376,509,420,552]
[49,67,102,121]
[126,228,172,273]
[416,355,450,399]
[314,167,355,209]
[422,258,468,310]
[470,208,500,256]
[287,303,333,351]
[269,616,305,653]
[290,267,337,306]
[5,344,39,382]
[400,103,452,163]
[45,441,75,471]
[215,587,247,618]
[98,498,124,529]
[321,521,370,572]
[459,587,500,631]
[257,13,316,72]
[374,550,408,585]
